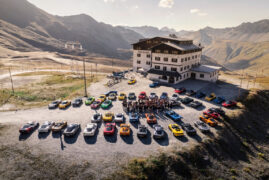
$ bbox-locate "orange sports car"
[199,115,218,127]
[145,113,157,124]
[120,124,131,136]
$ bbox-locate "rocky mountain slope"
[0,0,143,59]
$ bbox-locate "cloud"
[190,8,208,16]
[159,0,174,8]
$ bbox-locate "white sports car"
[114,113,125,123]
[38,121,54,133]
[91,113,102,123]
[83,123,98,136]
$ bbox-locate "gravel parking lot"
[0,72,241,175]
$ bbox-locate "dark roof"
[151,42,202,51]
[148,69,181,77]
[132,36,192,45]
[191,65,222,73]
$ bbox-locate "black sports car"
[182,123,196,135]
[72,98,83,107]
[181,97,194,104]
[209,107,225,116]
[189,101,202,108]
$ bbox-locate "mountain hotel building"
[132,35,221,84]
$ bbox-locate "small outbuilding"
[190,65,221,82]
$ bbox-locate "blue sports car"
[213,96,226,104]
[165,110,182,121]
[129,112,139,122]
[160,92,168,99]
[149,81,160,88]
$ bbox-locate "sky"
[28,0,269,31]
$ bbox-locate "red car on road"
[138,91,147,99]
[103,123,116,135]
[222,101,237,108]
[174,87,186,94]
[203,109,220,119]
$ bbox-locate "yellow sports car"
[120,124,131,136]
[59,100,71,109]
[118,93,126,100]
[98,95,106,102]
[103,112,114,122]
[205,93,216,101]
[168,124,184,136]
[128,79,136,85]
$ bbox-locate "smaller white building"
[190,65,221,82]
[65,41,83,51]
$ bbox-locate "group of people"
[122,98,179,113]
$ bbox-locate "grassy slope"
[112,90,269,180]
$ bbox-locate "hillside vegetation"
[112,90,269,180]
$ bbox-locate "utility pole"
[91,64,93,81]
[9,68,14,95]
[95,63,97,80]
[83,58,87,97]
[111,59,114,73]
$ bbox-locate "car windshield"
[94,114,100,119]
[106,113,112,117]
[120,94,124,96]
[104,101,109,104]
[66,125,76,132]
[149,115,154,119]
[129,93,135,96]
[62,101,67,104]
[169,111,175,115]
[156,129,163,134]
[41,125,47,128]
[23,125,30,128]
[139,127,146,132]
[106,126,112,131]
[52,101,58,104]
[87,98,93,100]
[172,125,180,130]
[210,118,216,122]
[117,114,122,118]
[122,127,128,131]
[55,123,63,127]
[131,113,137,118]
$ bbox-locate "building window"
[200,74,204,78]
[146,61,151,65]
[137,61,141,64]
[164,57,168,62]
[147,40,151,44]
[192,56,194,59]
[155,65,160,70]
[146,54,151,58]
[164,50,169,53]
[180,67,183,71]
[172,58,178,63]
[184,66,186,70]
[185,58,187,61]
[187,65,190,69]
[171,67,177,71]
[195,55,197,58]
[156,50,161,53]
[187,73,189,77]
[163,66,167,71]
[181,59,184,62]
[137,54,141,57]
[184,74,185,78]
[162,75,167,80]
[155,57,160,61]
[188,57,190,60]
[172,51,178,54]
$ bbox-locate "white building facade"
[132,35,221,84]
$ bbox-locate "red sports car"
[203,109,220,119]
[138,92,147,99]
[90,100,102,109]
[103,123,116,135]
[174,87,186,94]
[222,101,237,108]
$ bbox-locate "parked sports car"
[194,121,210,133]
[205,93,216,101]
[114,113,125,123]
[59,100,71,109]
[108,93,117,100]
[199,115,218,127]
[171,94,180,101]
[137,125,148,137]
[85,97,95,105]
[153,124,165,139]
[170,100,181,107]
[145,113,157,124]
[181,123,196,135]
[38,121,54,133]
[149,92,158,100]
[165,110,182,121]
[19,121,39,133]
[91,113,102,123]
[181,97,194,104]
[189,101,202,108]
[213,96,226,104]
[128,92,136,100]
[83,123,98,136]
[160,92,168,100]
[52,121,67,132]
[186,90,196,96]
[103,123,116,135]
[105,91,118,96]
[208,107,225,116]
[48,100,61,109]
[174,87,186,94]
[63,123,80,136]
[90,100,102,109]
[149,81,159,88]
[120,124,131,136]
[97,95,106,102]
[196,92,206,98]
[103,112,114,122]
[168,124,184,136]
[118,93,126,100]
[101,100,112,109]
[72,98,82,107]
[138,91,147,99]
[128,79,136,85]
[129,112,139,122]
[222,101,237,108]
[203,109,220,119]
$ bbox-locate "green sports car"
[101,100,112,109]
[85,97,95,105]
